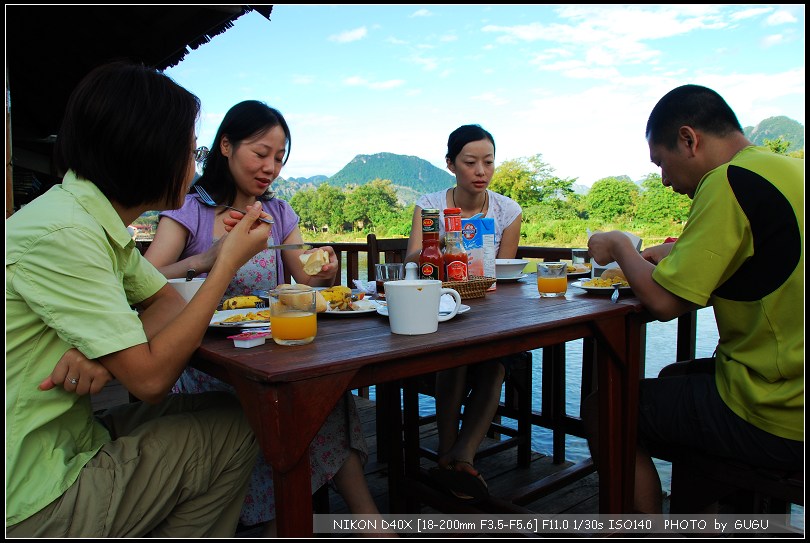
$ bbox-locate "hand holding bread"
[299,249,329,275]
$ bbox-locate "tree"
[585,176,639,221]
[342,179,402,231]
[490,154,576,208]
[289,188,320,233]
[763,136,792,155]
[635,173,691,224]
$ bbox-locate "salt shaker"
[405,262,419,280]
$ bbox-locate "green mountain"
[326,152,454,204]
[744,116,804,151]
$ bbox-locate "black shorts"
[638,358,803,471]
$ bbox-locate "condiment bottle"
[443,207,469,282]
[418,208,444,281]
[404,262,419,280]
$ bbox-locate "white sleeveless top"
[416,189,522,253]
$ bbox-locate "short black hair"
[646,84,743,149]
[446,124,495,162]
[196,100,292,205]
[54,61,201,207]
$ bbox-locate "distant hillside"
[326,152,454,204]
[272,175,327,200]
[744,116,804,151]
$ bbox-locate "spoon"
[185,269,198,282]
[611,283,621,303]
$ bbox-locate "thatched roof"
[5,5,273,208]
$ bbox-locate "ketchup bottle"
[418,209,444,281]
[442,207,468,282]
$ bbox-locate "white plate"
[210,308,270,328]
[571,280,633,292]
[567,270,592,279]
[497,274,529,283]
[322,299,381,316]
[376,304,471,317]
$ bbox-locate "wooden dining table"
[191,276,648,536]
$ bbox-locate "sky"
[165,4,805,187]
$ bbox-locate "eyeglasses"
[193,146,209,164]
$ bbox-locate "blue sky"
[166,4,805,187]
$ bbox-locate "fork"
[194,185,274,225]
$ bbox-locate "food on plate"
[582,268,630,287]
[299,249,329,275]
[222,295,264,309]
[321,285,367,311]
[221,309,270,323]
[276,283,327,313]
[567,263,591,273]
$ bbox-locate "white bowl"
[168,277,205,302]
[495,259,528,279]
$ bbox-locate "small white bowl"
[495,259,528,279]
[168,277,205,302]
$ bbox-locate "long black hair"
[195,100,292,205]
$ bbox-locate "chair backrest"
[366,233,409,280]
[287,241,368,286]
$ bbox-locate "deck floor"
[91,384,802,538]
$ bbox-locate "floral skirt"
[173,366,368,525]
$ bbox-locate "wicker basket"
[442,275,496,300]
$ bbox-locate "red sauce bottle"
[443,208,468,282]
[419,209,444,280]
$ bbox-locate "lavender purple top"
[159,195,299,296]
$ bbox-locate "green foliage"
[585,177,640,221]
[763,136,792,155]
[489,154,576,208]
[342,179,402,231]
[635,173,691,223]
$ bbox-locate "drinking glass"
[572,248,591,267]
[537,262,568,297]
[374,263,405,299]
[269,285,317,345]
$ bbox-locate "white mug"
[384,280,462,335]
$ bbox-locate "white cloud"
[329,27,368,43]
[410,9,432,18]
[291,74,315,85]
[767,10,798,25]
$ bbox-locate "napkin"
[440,294,457,313]
[353,279,376,295]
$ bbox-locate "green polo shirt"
[5,171,167,525]
[653,146,804,441]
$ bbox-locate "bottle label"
[446,260,468,282]
[445,214,462,232]
[420,262,441,280]
[421,217,439,235]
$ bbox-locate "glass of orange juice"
[269,285,317,345]
[537,262,568,297]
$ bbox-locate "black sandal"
[429,460,489,503]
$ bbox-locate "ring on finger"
[67,377,79,385]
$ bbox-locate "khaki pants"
[7,392,258,537]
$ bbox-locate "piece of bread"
[600,268,627,282]
[299,249,329,275]
[276,283,327,312]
